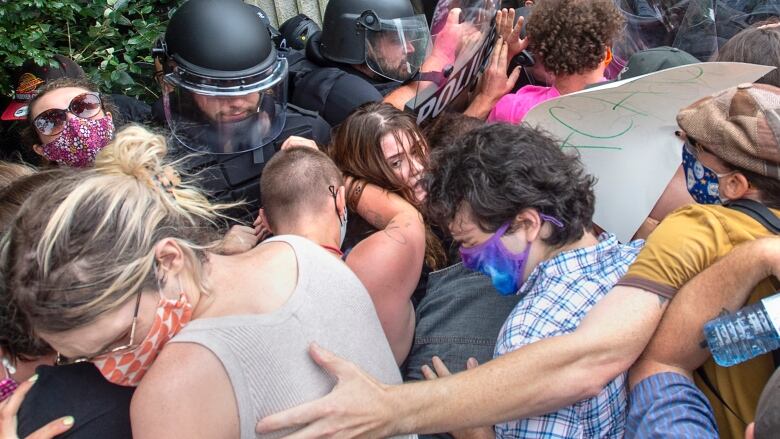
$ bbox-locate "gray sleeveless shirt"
[171,235,413,438]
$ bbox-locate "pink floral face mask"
[41,113,114,167]
[0,357,18,402]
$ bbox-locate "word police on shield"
[407,0,498,124]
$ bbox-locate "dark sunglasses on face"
[33,92,103,136]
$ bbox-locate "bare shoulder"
[255,239,298,263]
[348,212,424,275]
[251,238,299,292]
[131,342,239,439]
[346,220,424,302]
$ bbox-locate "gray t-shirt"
[172,235,413,438]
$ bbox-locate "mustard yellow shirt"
[617,203,780,439]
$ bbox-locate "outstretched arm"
[463,37,521,120]
[630,237,780,386]
[384,8,468,111]
[463,9,527,120]
[257,285,666,437]
[346,182,425,364]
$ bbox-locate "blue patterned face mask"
[682,142,735,205]
[459,215,564,296]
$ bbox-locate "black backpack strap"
[706,198,780,414]
[696,368,748,426]
[726,199,780,369]
[724,199,780,234]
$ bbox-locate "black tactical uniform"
[153,0,330,222]
[289,0,430,126]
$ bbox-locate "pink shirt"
[488,85,561,124]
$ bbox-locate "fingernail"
[28,374,38,383]
[62,416,75,426]
[421,365,431,373]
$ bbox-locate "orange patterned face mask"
[92,292,193,387]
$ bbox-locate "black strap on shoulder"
[696,368,748,426]
[696,198,780,425]
[724,199,780,234]
[726,199,780,370]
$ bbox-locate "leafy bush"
[0,0,177,103]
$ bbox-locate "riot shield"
[610,0,779,78]
[407,0,499,124]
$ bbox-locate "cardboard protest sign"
[524,62,775,241]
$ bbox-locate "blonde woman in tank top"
[2,125,412,439]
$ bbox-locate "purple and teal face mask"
[459,215,563,296]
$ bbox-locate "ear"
[153,238,186,280]
[259,208,274,235]
[720,172,751,200]
[513,209,543,242]
[337,185,347,218]
[603,47,613,66]
[32,144,44,157]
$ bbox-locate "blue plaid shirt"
[494,233,643,439]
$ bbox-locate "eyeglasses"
[33,92,103,136]
[55,288,144,366]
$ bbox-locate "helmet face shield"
[163,58,288,154]
[364,14,431,83]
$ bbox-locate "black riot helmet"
[319,0,431,82]
[159,0,289,154]
[279,14,321,51]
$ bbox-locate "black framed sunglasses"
[33,92,103,136]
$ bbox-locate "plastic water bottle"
[704,292,780,367]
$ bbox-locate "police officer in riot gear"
[289,0,432,126]
[152,0,330,221]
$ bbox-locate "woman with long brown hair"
[329,102,445,364]
[330,102,444,265]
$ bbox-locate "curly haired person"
[488,0,624,124]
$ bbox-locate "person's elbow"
[569,286,664,398]
[568,334,642,399]
[567,351,633,400]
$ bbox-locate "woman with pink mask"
[22,78,116,168]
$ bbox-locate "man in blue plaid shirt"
[422,123,643,438]
[491,236,641,438]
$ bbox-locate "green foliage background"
[0,0,178,103]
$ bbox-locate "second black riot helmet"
[159,0,289,154]
[319,0,431,83]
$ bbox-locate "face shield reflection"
[364,14,432,83]
[163,60,288,154]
